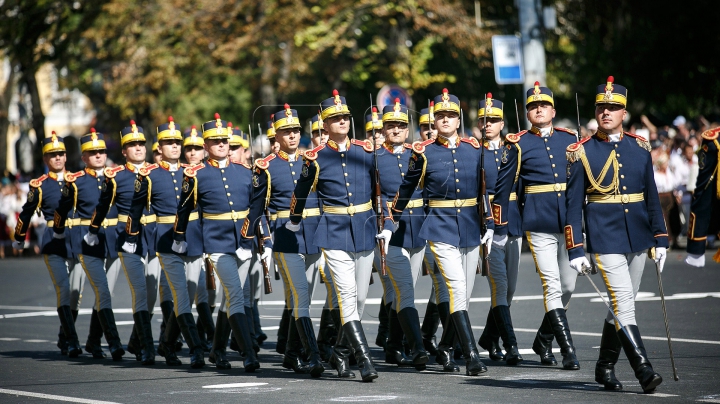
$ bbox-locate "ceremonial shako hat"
[42,131,66,154]
[241,131,249,148]
[229,124,244,147]
[382,98,409,123]
[595,76,628,107]
[365,107,383,132]
[418,101,435,125]
[320,89,351,120]
[266,117,275,139]
[202,113,230,140]
[80,128,107,153]
[274,104,302,131]
[310,113,323,133]
[526,81,554,108]
[156,116,183,142]
[120,120,146,146]
[152,141,159,153]
[433,88,461,115]
[183,125,204,147]
[478,93,503,119]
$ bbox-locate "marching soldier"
[493,81,580,370]
[53,130,125,361]
[476,94,523,365]
[685,126,720,267]
[310,114,329,147]
[374,100,429,370]
[286,89,390,382]
[365,110,384,143]
[13,133,85,357]
[173,113,260,372]
[152,141,162,164]
[418,103,437,140]
[125,117,206,368]
[391,89,487,376]
[246,104,326,378]
[564,76,665,393]
[85,120,156,365]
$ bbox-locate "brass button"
[453,159,457,163]
[614,144,618,148]
[619,163,623,167]
[457,209,461,212]
[398,164,403,168]
[495,158,499,162]
[554,173,558,177]
[557,193,561,197]
[623,186,627,190]
[176,195,180,199]
[344,173,348,176]
[544,138,548,142]
[223,177,226,181]
[291,172,295,175]
[553,183,562,192]
[341,153,345,157]
[552,164,556,168]
[229,201,233,205]
[621,175,625,179]
[173,179,177,183]
[342,163,346,167]
[348,192,352,196]
[452,150,456,153]
[455,169,458,172]
[225,185,229,188]
[625,209,629,213]
[616,154,620,157]
[294,180,297,184]
[346,183,350,186]
[221,169,225,173]
[226,193,230,196]
[175,187,179,191]
[409,209,413,214]
[456,189,460,192]
[546,147,550,150]
[549,155,553,159]
[456,179,460,182]
[401,173,405,176]
[289,163,293,167]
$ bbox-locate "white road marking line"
[0,337,21,341]
[0,305,57,311]
[24,339,50,343]
[647,393,679,397]
[203,382,268,389]
[115,321,135,326]
[329,396,398,402]
[0,388,122,404]
[698,398,720,403]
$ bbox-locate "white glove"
[285,221,301,232]
[84,232,99,247]
[492,233,507,248]
[376,229,393,252]
[235,246,252,261]
[261,247,272,261]
[569,256,591,275]
[685,253,705,268]
[171,240,187,254]
[122,242,136,254]
[481,229,494,255]
[654,247,667,273]
[52,232,66,240]
[12,240,24,250]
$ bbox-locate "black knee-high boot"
[209,310,232,369]
[421,300,440,356]
[493,305,522,365]
[478,308,504,361]
[435,302,460,372]
[596,321,622,390]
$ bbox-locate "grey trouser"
[211,253,251,316]
[275,252,322,319]
[486,236,522,307]
[145,255,160,314]
[424,246,450,305]
[78,255,114,310]
[593,251,647,329]
[526,232,576,312]
[322,249,374,325]
[44,255,85,309]
[427,241,479,313]
[156,253,202,316]
[117,252,149,313]
[379,245,425,312]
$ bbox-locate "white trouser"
[384,245,425,312]
[156,253,202,316]
[275,252,322,319]
[211,253,251,316]
[316,254,338,309]
[322,249,374,325]
[43,255,85,309]
[526,232,576,312]
[486,236,522,307]
[424,246,450,305]
[593,251,647,329]
[117,252,149,313]
[105,257,122,296]
[145,255,160,315]
[427,241,479,313]
[78,254,113,310]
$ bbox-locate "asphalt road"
[1,249,719,404]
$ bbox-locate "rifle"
[257,217,273,294]
[370,95,387,277]
[575,93,581,142]
[204,255,216,290]
[477,93,490,276]
[422,260,430,276]
[514,99,521,133]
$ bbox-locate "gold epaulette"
[505,130,527,144]
[554,127,578,136]
[461,137,480,149]
[412,139,434,154]
[701,127,720,141]
[104,166,125,178]
[303,145,325,161]
[624,132,651,152]
[566,136,591,163]
[351,138,374,152]
[29,174,48,188]
[254,154,275,170]
[64,171,85,183]
[183,163,204,178]
[139,163,159,176]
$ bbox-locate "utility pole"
[517,0,547,128]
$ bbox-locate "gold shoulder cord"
[581,151,619,195]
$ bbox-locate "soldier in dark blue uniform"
[53,130,125,361]
[365,109,384,143]
[173,113,261,372]
[14,133,85,357]
[286,90,392,382]
[126,116,206,368]
[374,99,429,370]
[475,94,523,365]
[246,104,326,378]
[686,126,720,267]
[565,77,666,393]
[85,120,156,365]
[493,81,580,370]
[418,103,437,141]
[391,89,487,376]
[310,113,328,147]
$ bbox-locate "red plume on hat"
[605,76,615,92]
[214,112,222,128]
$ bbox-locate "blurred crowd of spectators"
[0,174,35,258]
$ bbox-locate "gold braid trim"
[580,151,619,194]
[635,137,651,152]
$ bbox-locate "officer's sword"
[649,247,680,381]
[575,93,582,143]
[514,99,521,132]
[581,266,639,351]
